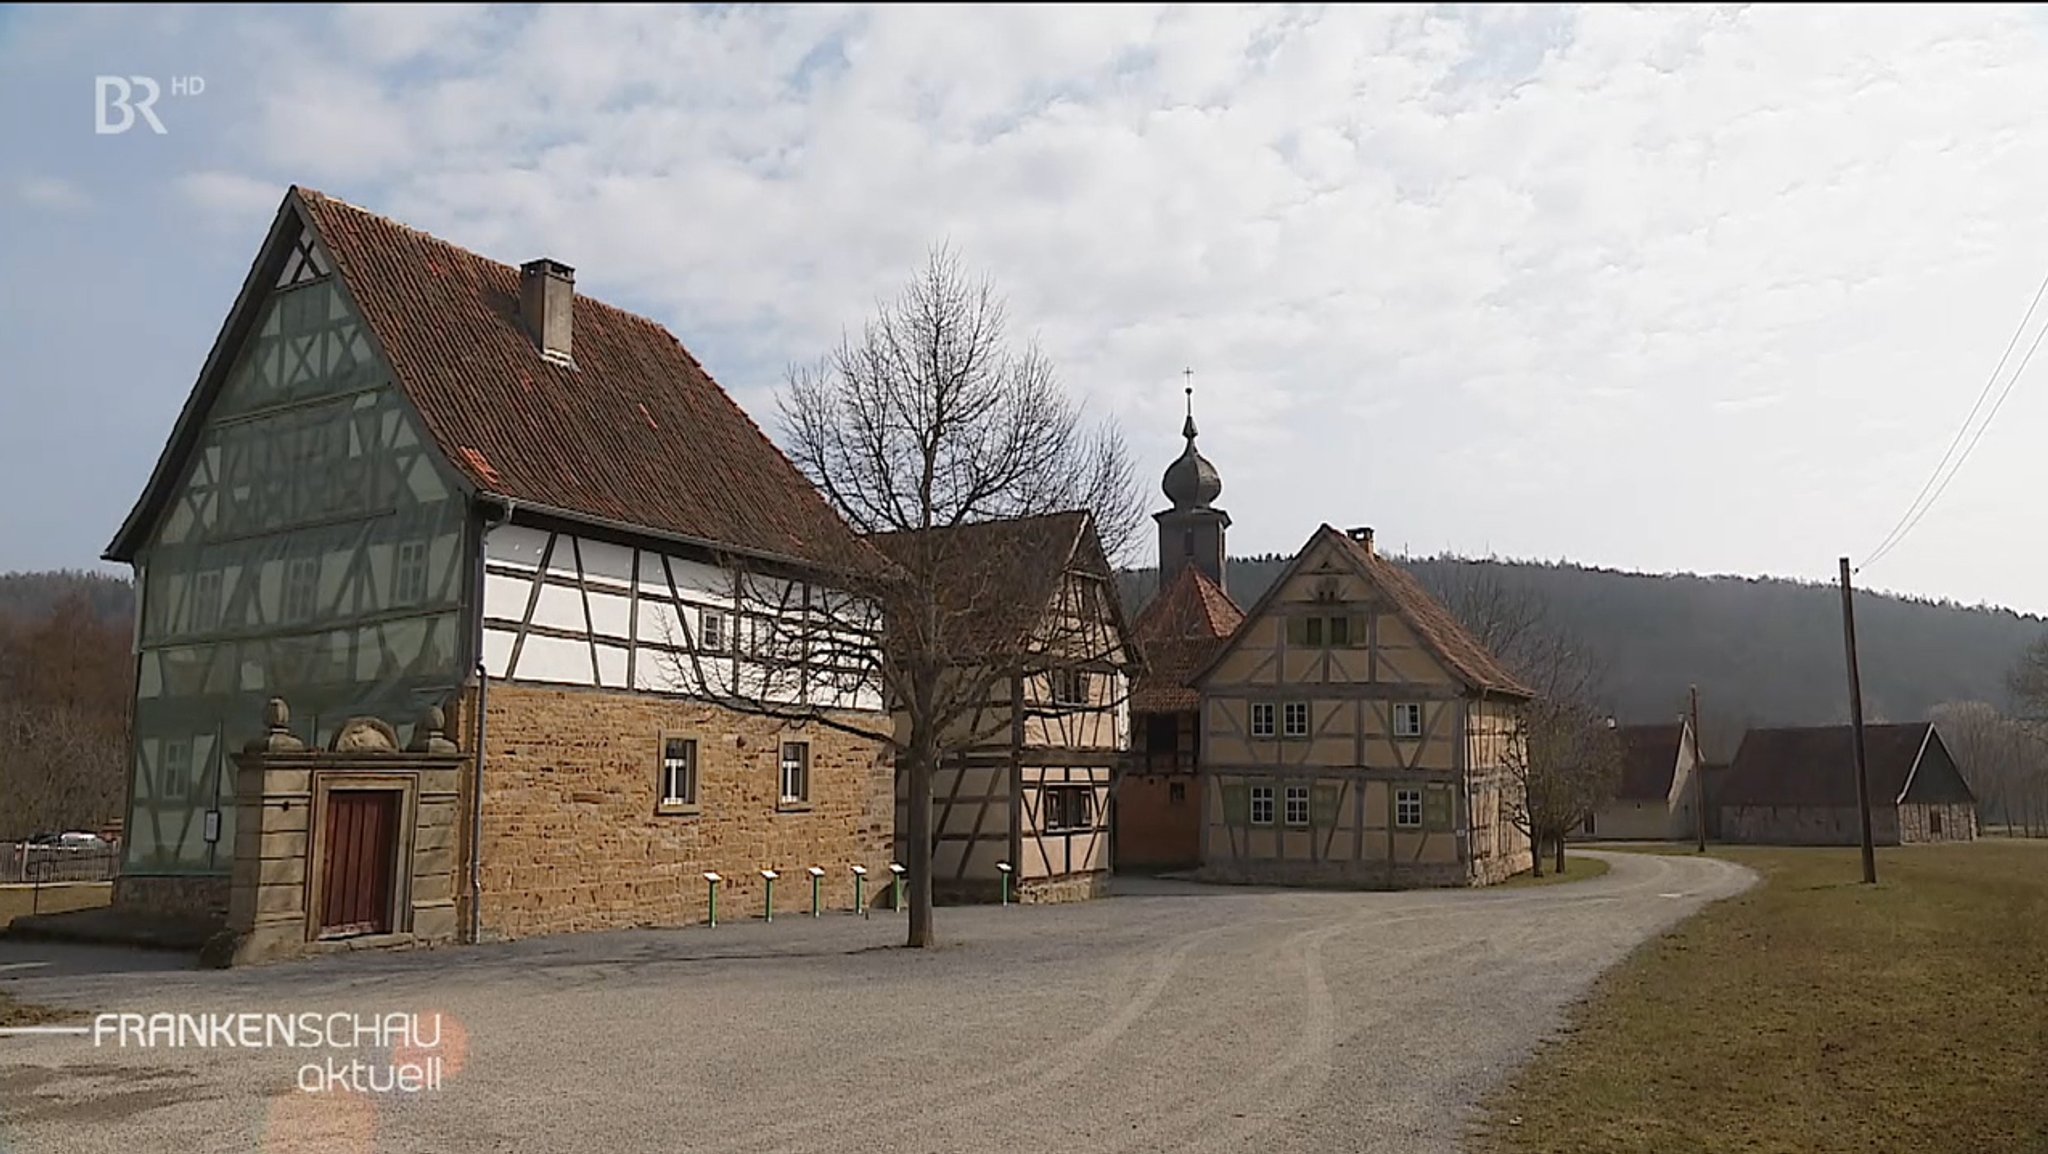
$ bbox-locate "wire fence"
[2,842,122,885]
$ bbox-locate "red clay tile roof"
[1721,723,1974,808]
[865,511,1132,664]
[1321,527,1533,698]
[295,188,878,575]
[1614,723,1686,801]
[1130,565,1243,713]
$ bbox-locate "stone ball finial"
[407,703,460,754]
[245,696,306,755]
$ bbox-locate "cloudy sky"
[6,4,2048,612]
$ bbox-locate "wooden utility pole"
[1690,684,1707,853]
[1838,557,1878,885]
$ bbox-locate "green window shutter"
[1327,615,1349,646]
[1312,783,1343,827]
[1304,616,1324,647]
[1284,617,1306,646]
[1349,614,1371,648]
[1221,783,1249,825]
[1424,784,1454,832]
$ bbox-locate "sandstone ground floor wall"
[1721,804,1904,846]
[468,682,896,940]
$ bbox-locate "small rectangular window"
[1250,785,1275,826]
[1326,615,1349,646]
[393,540,430,605]
[1054,669,1091,707]
[1285,785,1310,827]
[191,570,223,633]
[1393,702,1425,739]
[779,741,810,805]
[700,610,724,652]
[1168,781,1187,804]
[1304,616,1324,647]
[283,557,321,623]
[1283,701,1310,738]
[658,737,697,811]
[161,739,191,799]
[1250,702,1276,738]
[1396,788,1423,829]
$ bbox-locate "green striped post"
[703,871,721,927]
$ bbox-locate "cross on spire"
[1182,368,1197,439]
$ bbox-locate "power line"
[1858,263,2048,573]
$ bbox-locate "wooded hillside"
[1120,556,2047,761]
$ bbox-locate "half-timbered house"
[871,512,1136,903]
[1193,524,1535,887]
[103,186,896,948]
[1120,392,1243,871]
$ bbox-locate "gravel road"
[0,850,1752,1154]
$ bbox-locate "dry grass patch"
[1498,854,1612,888]
[1477,842,2048,1154]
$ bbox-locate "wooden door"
[320,790,399,938]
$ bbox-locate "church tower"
[1155,385,1229,593]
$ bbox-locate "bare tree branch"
[653,246,1140,947]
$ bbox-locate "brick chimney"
[1347,526,1374,553]
[519,258,575,366]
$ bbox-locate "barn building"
[1719,723,1978,845]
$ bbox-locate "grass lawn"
[1499,854,1612,888]
[1476,841,2048,1154]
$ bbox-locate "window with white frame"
[282,557,321,623]
[1283,701,1310,738]
[191,570,223,633]
[1284,785,1310,827]
[1250,702,1276,738]
[1395,787,1423,829]
[658,737,697,811]
[1393,702,1424,739]
[393,540,430,605]
[779,741,810,805]
[1250,785,1275,825]
[161,739,192,799]
[1053,669,1091,707]
[699,610,724,652]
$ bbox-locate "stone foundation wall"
[1722,804,1904,846]
[1898,802,1978,844]
[472,683,896,940]
[1018,871,1111,904]
[113,874,231,925]
[1192,859,1471,890]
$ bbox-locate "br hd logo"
[95,75,204,135]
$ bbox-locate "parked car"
[57,832,109,849]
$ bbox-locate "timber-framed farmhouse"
[103,186,897,952]
[1192,524,1536,887]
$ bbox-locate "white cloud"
[13,4,2048,611]
[15,175,86,210]
[175,170,285,223]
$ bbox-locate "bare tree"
[1420,563,1622,876]
[1933,698,2048,837]
[0,594,132,841]
[654,247,1141,947]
